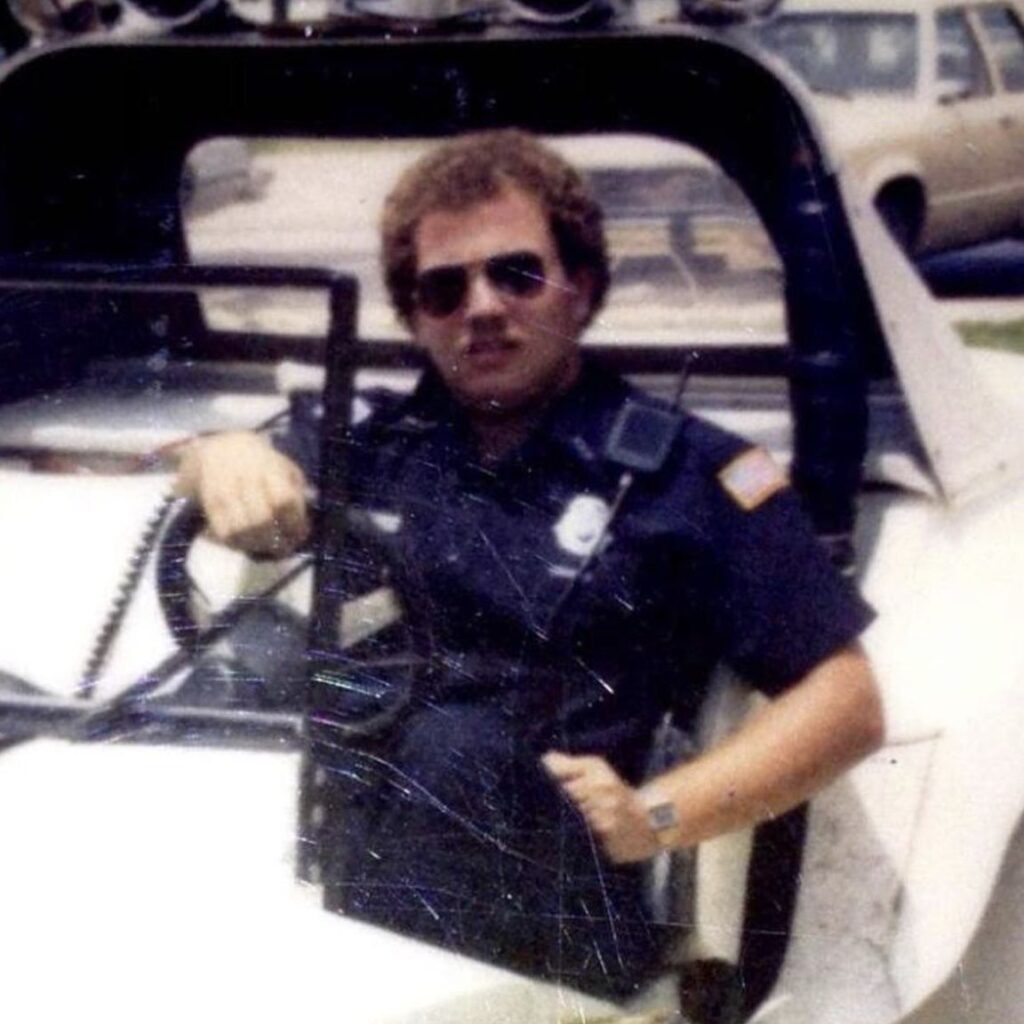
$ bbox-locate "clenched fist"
[542,751,662,864]
[175,431,310,556]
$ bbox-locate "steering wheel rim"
[155,498,430,729]
[156,499,211,650]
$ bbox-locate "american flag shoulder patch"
[717,448,787,511]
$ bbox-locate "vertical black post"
[296,272,359,885]
[782,157,870,554]
[737,805,808,1020]
[310,273,360,648]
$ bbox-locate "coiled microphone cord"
[76,492,180,699]
[75,407,291,699]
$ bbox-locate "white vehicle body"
[1,26,1024,1024]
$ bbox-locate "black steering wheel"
[154,498,430,726]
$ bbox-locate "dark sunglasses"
[414,250,547,318]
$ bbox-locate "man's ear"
[569,268,596,326]
[406,307,426,343]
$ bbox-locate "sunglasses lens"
[415,252,547,317]
[416,266,469,318]
[486,251,546,297]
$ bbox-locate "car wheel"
[875,185,923,255]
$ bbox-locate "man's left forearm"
[640,644,883,851]
[544,644,884,863]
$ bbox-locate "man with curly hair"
[177,129,881,1001]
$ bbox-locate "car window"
[184,135,785,354]
[936,8,994,96]
[976,3,1024,90]
[753,13,918,95]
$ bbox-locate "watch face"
[647,800,679,832]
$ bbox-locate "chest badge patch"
[553,494,612,558]
[367,510,403,534]
[718,448,787,511]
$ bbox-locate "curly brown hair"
[381,130,610,329]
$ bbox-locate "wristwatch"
[641,793,682,850]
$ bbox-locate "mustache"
[460,334,519,354]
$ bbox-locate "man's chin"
[444,358,580,420]
[457,388,532,419]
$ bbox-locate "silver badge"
[553,494,611,558]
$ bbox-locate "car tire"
[875,185,923,255]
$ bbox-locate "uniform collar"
[540,359,634,469]
[390,357,632,474]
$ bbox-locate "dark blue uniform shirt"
[284,359,873,999]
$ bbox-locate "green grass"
[958,319,1024,354]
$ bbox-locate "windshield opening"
[183,134,785,358]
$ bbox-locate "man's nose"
[464,268,506,319]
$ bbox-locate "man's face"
[411,184,592,417]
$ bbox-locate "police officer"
[176,130,883,1000]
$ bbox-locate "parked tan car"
[751,0,1024,253]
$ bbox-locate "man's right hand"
[174,432,310,556]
